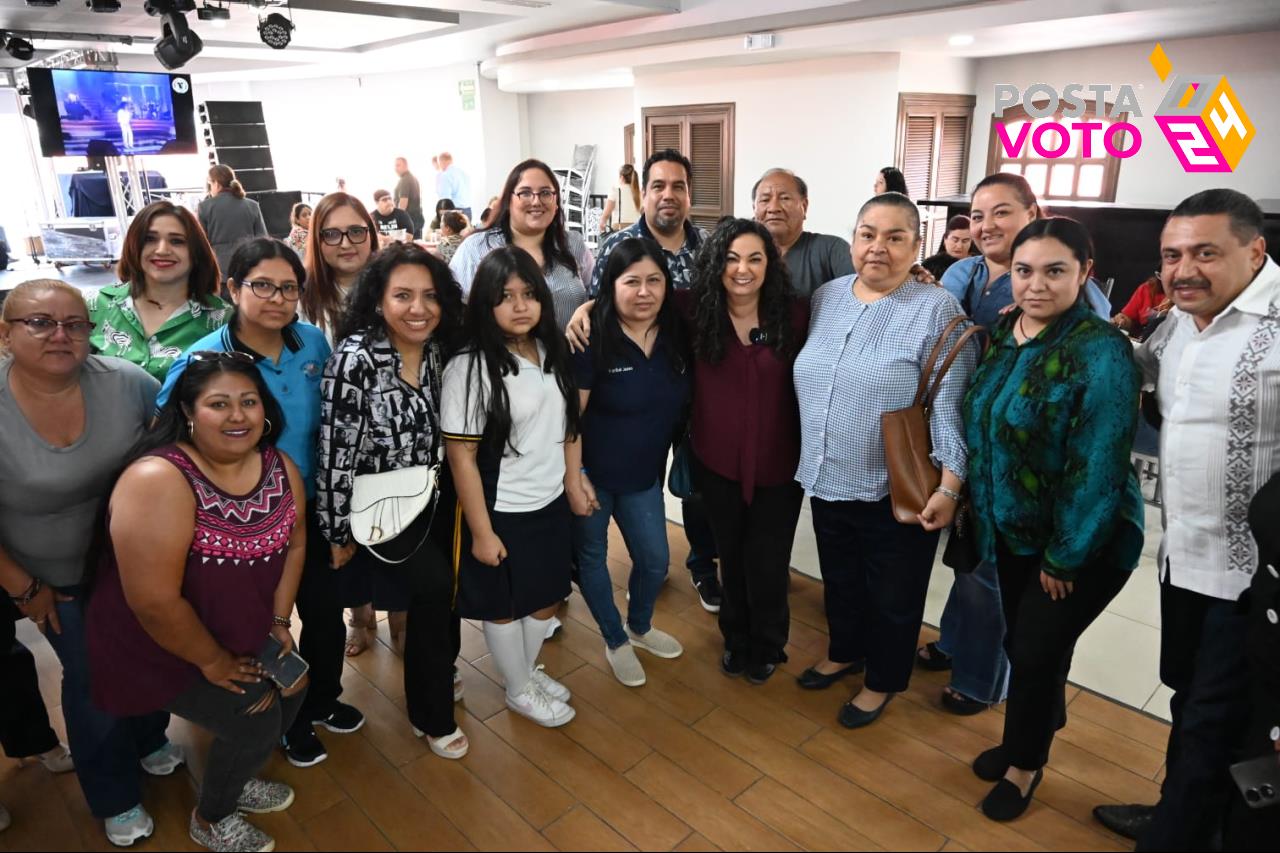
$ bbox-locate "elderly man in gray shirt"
[752,168,853,297]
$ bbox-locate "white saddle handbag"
[349,464,440,563]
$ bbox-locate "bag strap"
[922,322,986,411]
[914,315,967,405]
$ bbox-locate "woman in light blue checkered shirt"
[793,192,976,730]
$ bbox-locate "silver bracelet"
[934,485,962,502]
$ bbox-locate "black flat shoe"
[721,650,747,678]
[837,694,893,729]
[915,642,953,672]
[746,662,776,685]
[1092,803,1156,840]
[942,688,991,716]
[981,769,1043,821]
[973,746,1009,781]
[797,660,865,690]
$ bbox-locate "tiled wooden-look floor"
[0,521,1168,852]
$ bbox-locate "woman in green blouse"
[962,217,1145,821]
[86,201,230,382]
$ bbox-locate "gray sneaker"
[0,800,10,833]
[625,626,683,659]
[189,812,274,853]
[605,642,647,687]
[139,741,185,776]
[236,778,294,814]
[104,805,154,847]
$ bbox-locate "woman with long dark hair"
[317,243,470,758]
[566,238,690,687]
[88,355,306,853]
[87,200,230,382]
[156,237,361,770]
[449,159,594,329]
[874,166,909,197]
[442,245,580,728]
[685,218,809,683]
[199,164,268,280]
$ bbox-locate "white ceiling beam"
[286,1,460,25]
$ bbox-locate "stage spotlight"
[258,12,293,50]
[154,11,203,69]
[4,36,36,61]
[88,0,122,12]
[197,3,229,22]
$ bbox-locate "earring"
[263,418,273,436]
[187,420,195,437]
[375,305,384,315]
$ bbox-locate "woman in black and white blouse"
[316,243,470,759]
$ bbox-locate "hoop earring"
[263,418,273,436]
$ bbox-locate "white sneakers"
[606,643,647,687]
[105,805,155,847]
[139,742,186,776]
[626,626,684,659]
[506,679,575,727]
[530,665,571,702]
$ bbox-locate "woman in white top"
[441,245,581,729]
[599,164,642,233]
[449,159,594,330]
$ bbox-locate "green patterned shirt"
[86,283,231,382]
[963,300,1145,580]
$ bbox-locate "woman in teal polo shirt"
[157,237,363,771]
[87,200,230,382]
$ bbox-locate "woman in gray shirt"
[0,280,181,847]
[199,165,268,285]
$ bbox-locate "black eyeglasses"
[8,317,96,341]
[514,189,557,203]
[318,226,370,246]
[190,350,256,365]
[242,280,304,301]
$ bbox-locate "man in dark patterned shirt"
[587,149,721,612]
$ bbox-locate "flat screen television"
[26,67,198,158]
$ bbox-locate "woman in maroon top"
[88,355,307,853]
[687,218,807,683]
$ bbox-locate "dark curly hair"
[689,218,797,365]
[336,242,465,357]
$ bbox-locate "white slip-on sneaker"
[625,626,684,659]
[139,742,186,776]
[506,682,575,728]
[105,805,154,847]
[530,665,571,702]
[605,642,647,687]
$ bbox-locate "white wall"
[970,31,1280,204]
[898,53,975,96]
[634,54,902,240]
[524,88,635,199]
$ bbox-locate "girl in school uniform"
[441,245,581,728]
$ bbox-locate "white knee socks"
[521,615,551,673]
[483,620,531,699]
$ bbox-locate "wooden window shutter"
[937,114,970,196]
[649,121,681,155]
[896,93,977,257]
[689,119,724,216]
[642,103,735,225]
[903,115,937,202]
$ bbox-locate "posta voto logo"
[1150,43,1256,173]
[991,43,1255,173]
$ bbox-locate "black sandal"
[942,687,991,716]
[915,642,953,672]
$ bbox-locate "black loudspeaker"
[202,101,265,124]
[249,190,303,239]
[235,169,278,192]
[203,123,270,148]
[212,147,274,170]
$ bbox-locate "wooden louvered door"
[895,94,976,260]
[642,103,735,228]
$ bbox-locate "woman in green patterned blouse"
[962,217,1145,821]
[86,201,230,382]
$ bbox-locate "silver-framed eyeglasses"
[9,317,96,341]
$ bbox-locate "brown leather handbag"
[881,315,984,524]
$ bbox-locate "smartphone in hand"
[257,635,309,691]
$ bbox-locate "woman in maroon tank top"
[87,355,307,853]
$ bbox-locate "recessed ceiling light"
[949,34,975,47]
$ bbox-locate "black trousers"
[1,599,59,759]
[403,537,462,739]
[810,496,939,693]
[1139,578,1251,851]
[291,509,348,732]
[699,467,803,665]
[995,539,1130,770]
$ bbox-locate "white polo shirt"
[441,342,567,513]
[1137,256,1280,601]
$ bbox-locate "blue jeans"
[43,587,171,818]
[935,561,1010,704]
[573,481,670,649]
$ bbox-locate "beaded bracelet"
[934,485,962,502]
[272,615,293,628]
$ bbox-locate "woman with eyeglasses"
[157,237,361,770]
[450,159,594,329]
[299,192,388,655]
[86,200,231,383]
[87,354,307,853]
[317,243,471,758]
[0,280,183,847]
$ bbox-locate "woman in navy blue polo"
[158,237,362,770]
[566,238,691,687]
